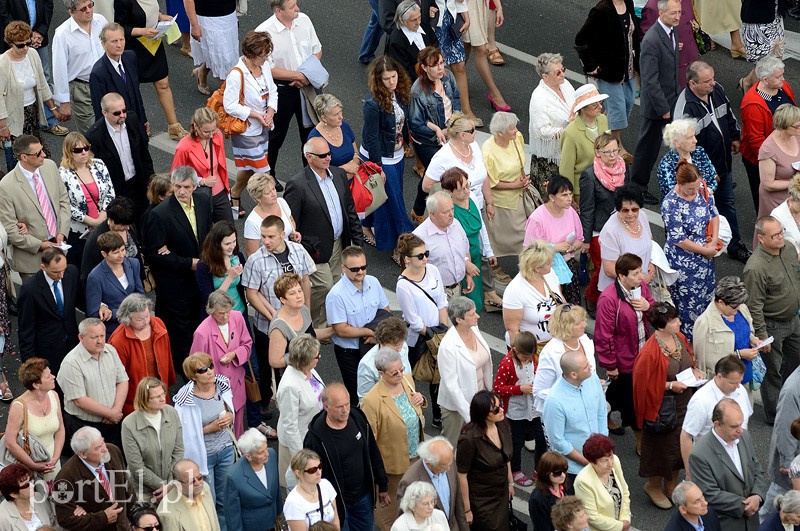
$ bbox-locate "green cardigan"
[559,113,609,204]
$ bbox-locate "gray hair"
[535,52,563,77]
[775,490,800,513]
[489,111,519,136]
[171,166,198,186]
[374,348,402,372]
[117,293,154,326]
[657,0,670,11]
[426,191,451,214]
[686,61,712,85]
[662,118,698,148]
[671,480,697,507]
[269,0,290,10]
[206,290,234,314]
[313,94,342,119]
[447,296,475,325]
[79,317,105,336]
[714,276,749,306]
[395,0,421,27]
[237,428,268,456]
[64,0,87,11]
[416,436,453,466]
[100,23,124,42]
[288,333,321,370]
[70,426,102,454]
[755,55,785,80]
[400,481,438,514]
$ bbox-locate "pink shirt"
[523,205,584,259]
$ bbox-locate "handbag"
[207,67,248,138]
[513,139,542,216]
[700,180,725,253]
[400,274,447,384]
[509,500,527,531]
[351,161,388,218]
[141,259,156,292]
[244,358,261,402]
[642,394,678,433]
[650,268,674,305]
[0,400,51,467]
[691,19,713,54]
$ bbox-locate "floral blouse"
[656,146,717,199]
[59,158,116,232]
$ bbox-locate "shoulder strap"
[541,277,565,305]
[316,483,325,520]
[233,67,246,105]
[12,399,30,454]
[399,274,437,307]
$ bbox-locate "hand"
[434,127,447,145]
[762,343,772,354]
[606,368,619,380]
[190,23,202,41]
[204,174,217,188]
[38,241,55,251]
[743,495,761,517]
[227,263,243,279]
[731,140,741,155]
[495,5,504,26]
[289,231,302,243]
[465,510,473,525]
[363,335,377,345]
[16,222,28,235]
[191,258,199,271]
[486,203,495,221]
[139,27,160,39]
[459,16,470,34]
[217,412,233,430]
[145,122,151,136]
[74,506,87,517]
[554,241,571,253]
[0,120,9,141]
[410,391,425,407]
[158,13,174,21]
[621,521,631,531]
[107,407,124,423]
[671,381,688,394]
[693,369,705,381]
[519,384,533,395]
[662,112,671,120]
[629,298,650,312]
[738,347,759,361]
[221,352,235,364]
[97,210,108,223]
[643,263,656,284]
[51,108,65,122]
[59,102,72,120]
[157,245,170,255]
[31,32,43,48]
[429,5,438,19]
[463,275,475,294]
[265,108,276,128]
[508,483,514,499]
[104,503,123,523]
[151,484,167,503]
[580,242,591,253]
[587,68,600,76]
[488,256,497,267]
[780,467,790,475]
[378,492,391,507]
[56,234,65,245]
[98,305,112,321]
[466,261,480,277]
[518,175,531,188]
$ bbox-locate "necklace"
[656,333,682,361]
[298,483,318,498]
[450,141,475,170]
[621,218,641,234]
[563,338,582,351]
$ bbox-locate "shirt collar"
[657,18,673,36]
[180,198,195,211]
[712,427,739,449]
[401,24,425,44]
[105,119,126,135]
[312,167,331,181]
[422,460,445,479]
[341,274,367,295]
[107,55,122,70]
[79,456,104,474]
[421,218,448,236]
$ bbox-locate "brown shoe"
[488,48,506,66]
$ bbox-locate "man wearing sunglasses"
[157,459,221,531]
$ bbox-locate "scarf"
[593,156,627,192]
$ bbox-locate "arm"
[457,472,472,525]
[362,99,382,164]
[194,262,215,310]
[222,68,254,121]
[759,158,790,192]
[396,281,425,336]
[277,385,304,453]
[492,357,522,398]
[143,212,193,272]
[438,341,471,421]
[680,430,695,480]
[246,287,277,321]
[85,272,103,319]
[301,274,312,310]
[639,39,670,116]
[268,329,288,369]
[593,296,617,370]
[502,308,523,348]
[743,268,768,339]
[245,238,260,257]
[223,473,244,531]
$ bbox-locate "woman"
[308,94,360,177]
[456,390,513,531]
[657,118,717,200]
[758,104,800,220]
[528,451,570,531]
[385,0,437,81]
[362,55,415,250]
[362,348,426,530]
[223,31,278,217]
[460,0,509,117]
[284,449,340,530]
[662,160,719,339]
[739,0,787,92]
[528,52,577,198]
[174,352,235,527]
[550,496,591,531]
[80,196,141,282]
[129,505,165,531]
[224,428,283,531]
[0,464,57,530]
[559,84,609,203]
[121,377,184,502]
[574,434,632,530]
[3,358,64,481]
[196,220,247,312]
[172,107,232,222]
[632,302,702,509]
[243,173,299,255]
[640,0,698,88]
[86,231,145,337]
[437,296,493,448]
[114,0,187,140]
[772,173,800,257]
[109,293,175,415]
[694,0,745,57]
[580,133,632,306]
[60,131,115,270]
[761,491,800,530]
[276,333,325,488]
[524,175,585,305]
[391,481,450,531]
[141,174,172,230]
[190,290,253,438]
[185,0,239,94]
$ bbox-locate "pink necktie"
[33,172,58,238]
[96,466,113,500]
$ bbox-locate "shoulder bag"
[513,139,542,216]
[244,357,261,402]
[642,394,678,433]
[400,275,446,384]
[207,67,248,138]
[351,161,388,218]
[0,399,51,466]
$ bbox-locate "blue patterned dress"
[656,146,718,199]
[661,190,718,340]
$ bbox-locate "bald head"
[561,351,591,383]
[173,459,204,499]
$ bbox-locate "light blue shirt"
[313,169,343,240]
[687,516,704,531]
[422,460,451,519]
[326,274,388,349]
[79,457,110,484]
[26,0,37,28]
[357,342,412,400]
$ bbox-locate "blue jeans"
[715,170,743,251]
[206,445,235,531]
[357,0,382,64]
[36,46,57,129]
[373,159,414,250]
[342,493,374,531]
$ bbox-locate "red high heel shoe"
[488,93,512,112]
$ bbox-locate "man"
[57,318,129,449]
[85,93,153,221]
[304,383,390,531]
[283,137,365,327]
[89,23,148,140]
[744,216,800,424]
[143,166,212,375]
[688,399,768,530]
[681,355,753,477]
[397,436,468,531]
[673,61,749,262]
[413,191,477,299]
[357,317,412,401]
[0,135,70,281]
[664,480,722,531]
[631,0,680,204]
[53,427,132,531]
[326,245,390,404]
[51,0,107,133]
[256,0,322,177]
[763,365,800,515]
[157,460,221,531]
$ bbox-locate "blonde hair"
[774,104,800,131]
[246,172,276,201]
[789,173,800,203]
[445,112,474,140]
[60,132,94,171]
[548,304,587,340]
[518,240,555,280]
[183,352,213,380]
[189,107,219,139]
[133,377,165,412]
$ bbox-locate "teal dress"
[454,198,484,312]
[213,254,247,313]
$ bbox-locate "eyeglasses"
[314,352,322,360]
[411,250,430,260]
[72,145,91,154]
[345,265,367,272]
[179,475,203,484]
[490,405,503,414]
[461,128,475,135]
[304,465,322,474]
[546,67,566,76]
[138,526,162,531]
[381,368,404,377]
[597,148,620,156]
[766,228,786,240]
[22,149,45,158]
[550,469,567,477]
[74,1,94,11]
[13,41,31,49]
[107,108,127,116]
[619,207,640,214]
[195,363,214,374]
[310,152,332,158]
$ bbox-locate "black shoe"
[789,5,800,19]
[431,417,442,430]
[275,180,284,193]
[728,245,752,264]
[642,191,659,205]
[609,426,626,436]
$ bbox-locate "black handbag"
[642,394,678,433]
[447,13,466,43]
[509,500,527,531]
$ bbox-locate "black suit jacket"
[0,0,53,50]
[379,0,434,34]
[638,21,679,119]
[385,26,437,81]
[17,266,81,375]
[89,52,148,138]
[663,506,722,531]
[283,166,365,264]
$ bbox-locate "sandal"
[257,423,278,439]
[392,251,402,267]
[484,299,503,313]
[179,47,193,58]
[231,196,247,217]
[492,263,512,284]
[0,377,13,403]
[488,48,506,66]
[168,122,189,140]
[192,68,210,96]
[362,228,376,247]
[513,471,533,487]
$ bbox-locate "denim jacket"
[409,70,461,147]
[362,95,410,163]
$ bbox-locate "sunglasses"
[13,41,31,49]
[304,465,322,474]
[74,1,94,11]
[195,363,214,374]
[345,265,367,272]
[72,145,91,154]
[22,149,45,158]
[550,469,567,477]
[138,526,162,531]
[461,128,475,135]
[310,152,331,158]
[411,250,430,260]
[490,405,503,414]
[107,108,127,116]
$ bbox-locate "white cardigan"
[0,48,52,137]
[528,78,576,163]
[277,365,324,454]
[772,200,800,257]
[532,335,596,415]
[223,57,278,137]
[437,325,493,422]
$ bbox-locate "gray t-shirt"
[196,390,230,455]
[269,306,314,365]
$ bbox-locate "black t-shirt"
[328,421,368,504]
[273,247,295,274]
[195,0,237,18]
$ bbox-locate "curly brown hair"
[367,55,410,113]
[4,21,31,46]
[241,31,273,60]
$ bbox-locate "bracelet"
[669,382,673,391]
[735,349,741,359]
[49,106,58,111]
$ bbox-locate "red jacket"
[740,80,796,163]
[171,130,230,193]
[493,351,536,412]
[594,280,655,373]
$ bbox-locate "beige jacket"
[0,48,52,136]
[693,301,755,380]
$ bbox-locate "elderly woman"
[109,293,175,414]
[197,220,248,313]
[528,451,570,531]
[657,118,717,200]
[358,317,413,401]
[762,491,800,530]
[739,0,787,92]
[551,496,591,531]
[308,94,360,177]
[224,428,283,531]
[174,352,235,528]
[574,434,632,531]
[392,481,450,531]
[190,290,253,438]
[285,448,340,529]
[121,377,183,502]
[758,104,800,220]
[363,348,425,530]
[0,463,58,530]
[80,196,141,284]
[276,333,325,488]
[438,296,493,447]
[456,390,513,531]
[528,52,577,198]
[633,302,702,509]
[386,0,437,80]
[662,161,719,340]
[223,31,277,217]
[772,174,800,257]
[244,172,299,255]
[524,175,585,305]
[559,84,610,203]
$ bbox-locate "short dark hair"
[547,175,573,197]
[714,354,746,377]
[18,357,49,390]
[106,196,136,225]
[440,167,469,192]
[98,231,125,253]
[261,215,285,232]
[11,134,40,158]
[41,247,66,265]
[0,463,31,499]
[375,317,408,346]
[648,302,679,330]
[582,433,615,463]
[128,503,161,529]
[613,185,643,211]
[614,253,642,278]
[342,245,365,261]
[535,450,569,492]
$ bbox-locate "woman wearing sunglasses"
[129,504,163,531]
[528,451,571,531]
[284,449,341,530]
[0,463,58,531]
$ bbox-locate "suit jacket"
[283,166,365,264]
[638,20,679,119]
[53,444,132,531]
[85,257,144,337]
[0,0,53,49]
[397,459,468,531]
[157,483,220,531]
[120,405,184,497]
[663,506,722,531]
[688,430,768,531]
[17,266,81,375]
[574,455,632,530]
[0,160,71,274]
[89,52,148,138]
[224,449,283,531]
[385,26,437,81]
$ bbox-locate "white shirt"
[712,428,743,478]
[502,270,563,344]
[426,141,488,209]
[43,271,62,306]
[52,14,108,102]
[401,25,427,50]
[682,379,753,438]
[532,335,596,415]
[256,13,321,72]
[396,264,448,346]
[657,18,675,48]
[105,120,136,181]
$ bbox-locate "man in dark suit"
[688,399,768,531]
[283,136,365,327]
[143,166,212,375]
[17,247,81,377]
[630,0,680,204]
[664,480,722,531]
[85,92,154,222]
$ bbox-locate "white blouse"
[426,141,488,209]
[223,57,279,137]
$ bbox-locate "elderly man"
[283,137,365,328]
[412,191,477,300]
[397,436,468,531]
[357,317,413,401]
[673,61,748,262]
[688,399,768,531]
[53,427,132,531]
[304,383,390,531]
[326,245,390,404]
[762,365,800,518]
[51,0,107,132]
[664,480,722,531]
[744,216,800,424]
[157,460,221,531]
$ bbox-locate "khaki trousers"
[309,237,343,328]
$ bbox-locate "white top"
[256,13,322,71]
[255,466,268,489]
[284,478,337,526]
[502,270,563,345]
[11,57,36,106]
[528,78,576,163]
[52,14,108,102]
[682,379,753,438]
[390,509,450,531]
[532,336,596,415]
[433,0,468,28]
[143,410,162,438]
[437,326,493,422]
[772,200,800,256]
[106,120,136,181]
[276,365,324,454]
[598,210,653,291]
[243,197,294,244]
[224,57,279,137]
[712,428,743,477]
[396,264,448,347]
[117,272,129,290]
[426,141,488,209]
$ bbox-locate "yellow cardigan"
[559,113,609,204]
[574,454,631,531]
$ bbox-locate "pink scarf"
[593,156,627,192]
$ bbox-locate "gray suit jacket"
[766,366,800,490]
[638,20,679,119]
[396,460,469,531]
[688,429,768,531]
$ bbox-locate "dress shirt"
[401,25,427,50]
[313,168,343,240]
[18,165,58,225]
[107,56,123,78]
[182,494,213,531]
[422,460,451,519]
[52,14,108,102]
[326,274,389,349]
[26,0,37,27]
[179,198,198,239]
[687,516,704,531]
[413,218,469,287]
[105,120,136,181]
[57,342,129,422]
[712,428,743,478]
[657,18,675,49]
[43,272,63,307]
[79,457,111,485]
[682,380,752,438]
[256,13,321,71]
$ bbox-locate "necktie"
[118,63,127,83]
[96,466,113,500]
[32,172,58,238]
[53,280,64,316]
[668,29,675,50]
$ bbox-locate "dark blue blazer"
[663,505,722,531]
[759,510,787,531]
[86,257,144,337]
[224,448,282,531]
[362,95,410,163]
[89,51,148,139]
